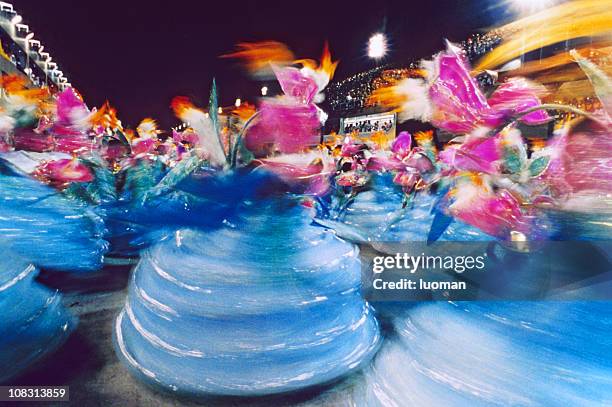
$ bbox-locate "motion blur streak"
[475,0,612,71]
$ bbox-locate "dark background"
[15,0,508,128]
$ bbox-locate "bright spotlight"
[261,86,268,96]
[368,33,387,59]
[234,98,241,107]
[510,0,557,14]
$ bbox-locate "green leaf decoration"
[14,109,37,128]
[63,182,96,204]
[503,146,523,174]
[528,155,550,178]
[145,155,201,201]
[125,160,165,201]
[208,78,220,139]
[81,156,117,202]
[112,129,130,147]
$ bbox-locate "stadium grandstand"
[0,1,70,90]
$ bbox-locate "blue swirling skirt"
[0,250,76,383]
[114,200,381,397]
[335,174,490,243]
[353,301,612,406]
[0,163,108,272]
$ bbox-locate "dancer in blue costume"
[0,250,75,383]
[114,169,381,397]
[334,173,492,244]
[346,301,612,406]
[0,159,108,272]
[102,159,168,258]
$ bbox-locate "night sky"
[15,0,507,128]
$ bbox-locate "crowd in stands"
[326,31,504,118]
[343,119,393,134]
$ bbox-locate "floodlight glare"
[368,33,387,59]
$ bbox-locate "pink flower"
[439,134,502,174]
[13,129,54,152]
[391,131,412,157]
[35,158,93,186]
[542,122,612,197]
[340,137,363,157]
[54,88,91,131]
[273,66,319,104]
[131,137,157,157]
[449,177,527,238]
[247,99,321,155]
[246,66,322,156]
[393,170,419,190]
[336,171,368,188]
[362,131,434,193]
[366,155,405,172]
[257,152,333,196]
[429,43,549,134]
[487,78,550,126]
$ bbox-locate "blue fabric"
[0,251,75,383]
[114,198,381,396]
[354,301,612,406]
[0,161,108,272]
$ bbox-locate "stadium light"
[368,33,387,59]
[510,0,557,13]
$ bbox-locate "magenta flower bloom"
[487,78,550,126]
[13,129,54,152]
[54,135,92,154]
[131,137,157,157]
[392,170,419,190]
[542,123,612,197]
[246,100,321,155]
[439,134,502,174]
[429,43,550,134]
[362,131,434,193]
[50,88,94,154]
[246,66,322,156]
[258,152,333,196]
[273,66,319,104]
[35,158,94,186]
[449,178,527,238]
[391,131,412,157]
[54,88,91,131]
